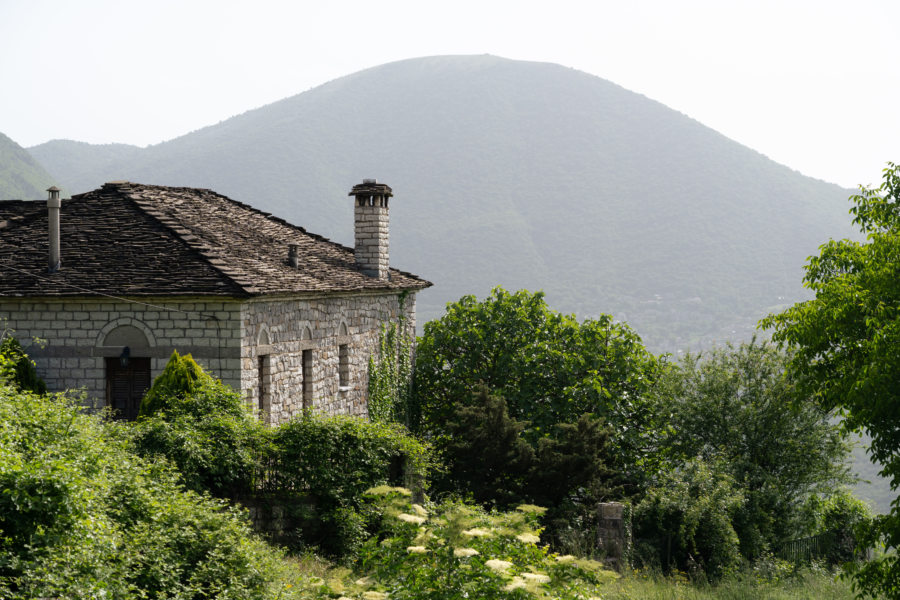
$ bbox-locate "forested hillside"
[28,55,856,352]
[0,131,56,199]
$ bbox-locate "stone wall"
[0,289,418,423]
[241,291,416,423]
[0,297,243,407]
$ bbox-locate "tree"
[761,162,900,597]
[412,287,663,478]
[653,341,850,558]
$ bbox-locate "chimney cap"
[349,180,393,197]
[47,186,60,192]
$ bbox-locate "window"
[258,355,270,422]
[339,344,349,388]
[105,357,151,421]
[302,349,313,410]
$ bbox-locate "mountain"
[0,131,56,199]
[28,55,857,352]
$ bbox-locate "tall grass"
[604,568,854,600]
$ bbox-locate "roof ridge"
[120,185,259,294]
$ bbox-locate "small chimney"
[47,186,61,272]
[288,243,300,268]
[349,179,392,279]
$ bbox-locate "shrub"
[269,413,431,557]
[632,458,744,579]
[139,349,215,417]
[0,384,308,599]
[0,335,46,394]
[130,358,269,498]
[433,386,621,552]
[346,487,619,600]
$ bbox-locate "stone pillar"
[349,179,392,279]
[596,502,628,571]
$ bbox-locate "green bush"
[139,349,215,417]
[0,335,46,394]
[803,489,873,566]
[652,341,851,560]
[0,385,308,599]
[347,487,619,599]
[270,413,432,557]
[130,355,269,498]
[435,387,621,550]
[632,458,744,579]
[272,413,431,505]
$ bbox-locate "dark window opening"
[258,355,270,422]
[302,349,313,411]
[339,344,349,388]
[105,357,151,421]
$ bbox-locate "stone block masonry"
[0,298,243,408]
[242,291,416,423]
[0,290,416,424]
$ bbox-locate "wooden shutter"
[106,357,151,421]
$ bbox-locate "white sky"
[0,0,897,189]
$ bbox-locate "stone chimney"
[288,243,300,268]
[349,179,392,279]
[47,186,61,272]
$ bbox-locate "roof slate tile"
[0,182,430,298]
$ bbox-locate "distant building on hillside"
[0,180,430,423]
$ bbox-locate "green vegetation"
[350,487,617,599]
[0,267,877,597]
[412,288,857,580]
[651,341,851,560]
[413,288,659,548]
[763,162,900,598]
[131,350,430,558]
[0,335,46,394]
[367,321,413,425]
[0,386,311,599]
[414,287,661,470]
[0,131,56,199]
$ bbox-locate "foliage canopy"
[652,341,850,558]
[413,287,663,475]
[761,162,900,598]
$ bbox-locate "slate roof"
[0,182,430,298]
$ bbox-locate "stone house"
[0,180,430,423]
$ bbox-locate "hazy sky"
[1,0,896,189]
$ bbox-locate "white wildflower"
[485,559,513,572]
[365,485,411,496]
[462,527,492,537]
[397,513,426,525]
[355,576,375,586]
[504,577,527,591]
[522,572,551,584]
[362,592,388,600]
[407,545,429,554]
[453,547,479,558]
[516,532,541,544]
[555,554,576,563]
[411,503,429,517]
